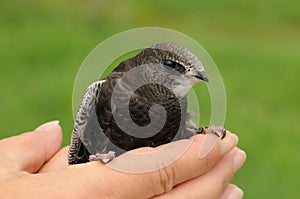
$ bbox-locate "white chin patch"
[173,84,190,97]
[172,77,194,97]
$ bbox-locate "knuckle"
[153,165,175,195]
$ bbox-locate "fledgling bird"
[68,42,226,165]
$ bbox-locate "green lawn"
[0,0,299,198]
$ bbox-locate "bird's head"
[137,42,209,85]
[113,42,209,97]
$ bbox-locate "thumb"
[64,132,238,198]
[0,121,62,173]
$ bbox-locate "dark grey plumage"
[68,42,222,165]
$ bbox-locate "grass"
[0,0,299,198]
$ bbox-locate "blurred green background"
[0,0,299,198]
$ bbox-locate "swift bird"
[68,42,226,165]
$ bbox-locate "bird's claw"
[197,126,227,139]
[221,128,227,139]
[89,151,116,164]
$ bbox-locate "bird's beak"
[193,71,209,82]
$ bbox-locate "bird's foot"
[197,126,227,139]
[89,151,116,164]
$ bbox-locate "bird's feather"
[68,81,109,164]
[69,42,211,165]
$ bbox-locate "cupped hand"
[0,121,245,198]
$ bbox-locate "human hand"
[0,121,245,198]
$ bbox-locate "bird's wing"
[68,80,109,164]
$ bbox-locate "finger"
[62,131,238,198]
[153,148,246,198]
[155,132,239,192]
[38,146,69,173]
[0,121,62,173]
[220,184,244,199]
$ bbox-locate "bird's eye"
[163,60,175,67]
[163,60,186,73]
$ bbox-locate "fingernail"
[233,150,246,172]
[220,133,239,155]
[226,187,244,199]
[35,120,60,132]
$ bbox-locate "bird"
[68,42,226,165]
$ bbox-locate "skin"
[0,121,246,198]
